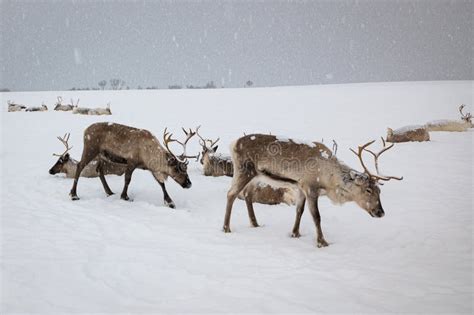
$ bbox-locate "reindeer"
[71,99,92,115]
[88,103,112,115]
[223,135,402,247]
[425,105,473,132]
[386,125,430,143]
[7,100,27,112]
[196,128,303,215]
[459,104,473,126]
[196,131,233,177]
[54,97,74,111]
[49,133,126,178]
[69,123,197,208]
[26,104,48,112]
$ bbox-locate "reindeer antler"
[350,140,376,177]
[459,104,472,122]
[163,127,199,162]
[163,128,179,160]
[177,126,200,160]
[69,98,80,107]
[53,133,73,157]
[332,140,338,156]
[196,126,219,150]
[356,137,403,181]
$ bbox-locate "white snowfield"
[1,81,472,314]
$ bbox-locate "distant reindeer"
[69,123,197,208]
[386,125,430,143]
[49,133,126,178]
[7,100,27,112]
[425,105,472,132]
[459,104,473,126]
[54,97,74,111]
[71,99,91,115]
[88,103,112,115]
[223,135,402,247]
[26,103,48,112]
[72,99,112,116]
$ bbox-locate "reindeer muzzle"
[371,205,385,218]
[182,178,192,189]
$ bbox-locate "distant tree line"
[1,79,255,92]
[168,81,217,89]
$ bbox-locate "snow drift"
[1,81,472,313]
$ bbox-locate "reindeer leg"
[244,196,259,227]
[223,165,256,233]
[151,172,175,208]
[69,150,98,200]
[307,196,328,247]
[97,161,114,196]
[159,181,175,209]
[291,196,306,238]
[120,165,136,201]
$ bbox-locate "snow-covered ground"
[1,81,472,313]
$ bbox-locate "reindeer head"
[54,96,63,110]
[459,104,472,124]
[162,127,199,189]
[49,133,73,175]
[195,126,219,165]
[106,103,112,115]
[348,138,403,218]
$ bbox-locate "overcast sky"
[1,0,472,91]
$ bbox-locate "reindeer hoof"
[223,226,231,233]
[251,222,260,228]
[70,194,80,201]
[121,195,131,201]
[165,201,176,209]
[317,239,329,248]
[291,232,301,238]
[106,192,114,197]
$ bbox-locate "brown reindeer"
[196,129,233,177]
[223,135,402,247]
[69,123,197,208]
[49,133,126,178]
[386,125,430,142]
[196,128,300,221]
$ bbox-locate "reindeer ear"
[212,145,218,152]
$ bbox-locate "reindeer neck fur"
[321,160,370,206]
[61,158,79,178]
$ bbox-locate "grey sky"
[1,0,472,91]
